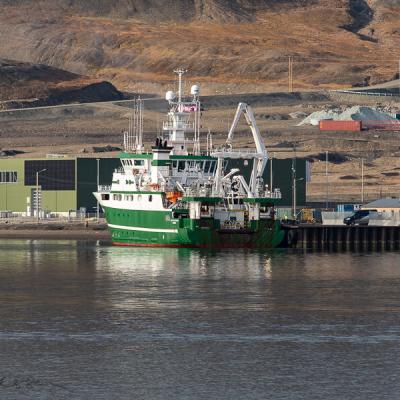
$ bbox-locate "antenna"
[124,98,144,153]
[174,68,187,103]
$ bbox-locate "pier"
[287,225,400,250]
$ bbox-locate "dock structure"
[289,225,400,251]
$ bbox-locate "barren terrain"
[0,1,399,94]
[0,59,124,107]
[1,91,399,203]
[0,1,399,204]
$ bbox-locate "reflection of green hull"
[104,206,284,248]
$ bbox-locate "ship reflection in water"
[0,240,399,399]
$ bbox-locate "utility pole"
[325,151,329,210]
[292,152,297,219]
[361,157,364,204]
[288,56,293,93]
[96,158,100,223]
[270,153,273,194]
[36,169,46,222]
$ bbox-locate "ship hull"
[103,206,284,249]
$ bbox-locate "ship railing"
[162,122,195,131]
[98,185,112,192]
[113,168,127,176]
[211,148,264,159]
[264,189,282,199]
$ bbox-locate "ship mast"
[174,68,186,103]
[124,98,144,153]
[164,70,201,155]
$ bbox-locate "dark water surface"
[0,240,399,399]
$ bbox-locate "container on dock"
[300,208,315,223]
[336,204,361,213]
[319,120,362,132]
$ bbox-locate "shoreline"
[0,222,111,240]
[0,230,111,240]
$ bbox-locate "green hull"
[104,206,285,248]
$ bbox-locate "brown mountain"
[0,59,123,107]
[0,0,399,94]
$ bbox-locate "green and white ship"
[94,71,284,248]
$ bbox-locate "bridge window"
[178,161,185,172]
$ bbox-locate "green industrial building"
[0,157,120,215]
[0,156,308,215]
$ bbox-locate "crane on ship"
[212,102,269,197]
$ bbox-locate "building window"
[134,160,144,166]
[0,171,17,183]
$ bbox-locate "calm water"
[0,241,399,399]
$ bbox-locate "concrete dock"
[289,225,400,250]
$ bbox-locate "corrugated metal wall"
[76,158,121,212]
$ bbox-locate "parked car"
[343,210,370,226]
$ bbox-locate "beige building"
[362,198,400,213]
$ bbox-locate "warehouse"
[0,156,120,216]
[0,155,308,215]
[362,198,400,213]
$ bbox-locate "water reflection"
[97,246,274,278]
[0,241,400,399]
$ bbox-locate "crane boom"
[226,102,269,178]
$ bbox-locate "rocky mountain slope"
[0,0,399,94]
[0,59,123,107]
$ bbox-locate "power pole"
[270,153,273,194]
[96,158,100,222]
[292,148,297,219]
[361,157,364,204]
[325,151,329,210]
[288,56,293,93]
[36,172,39,222]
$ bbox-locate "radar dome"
[165,91,176,101]
[191,85,200,95]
